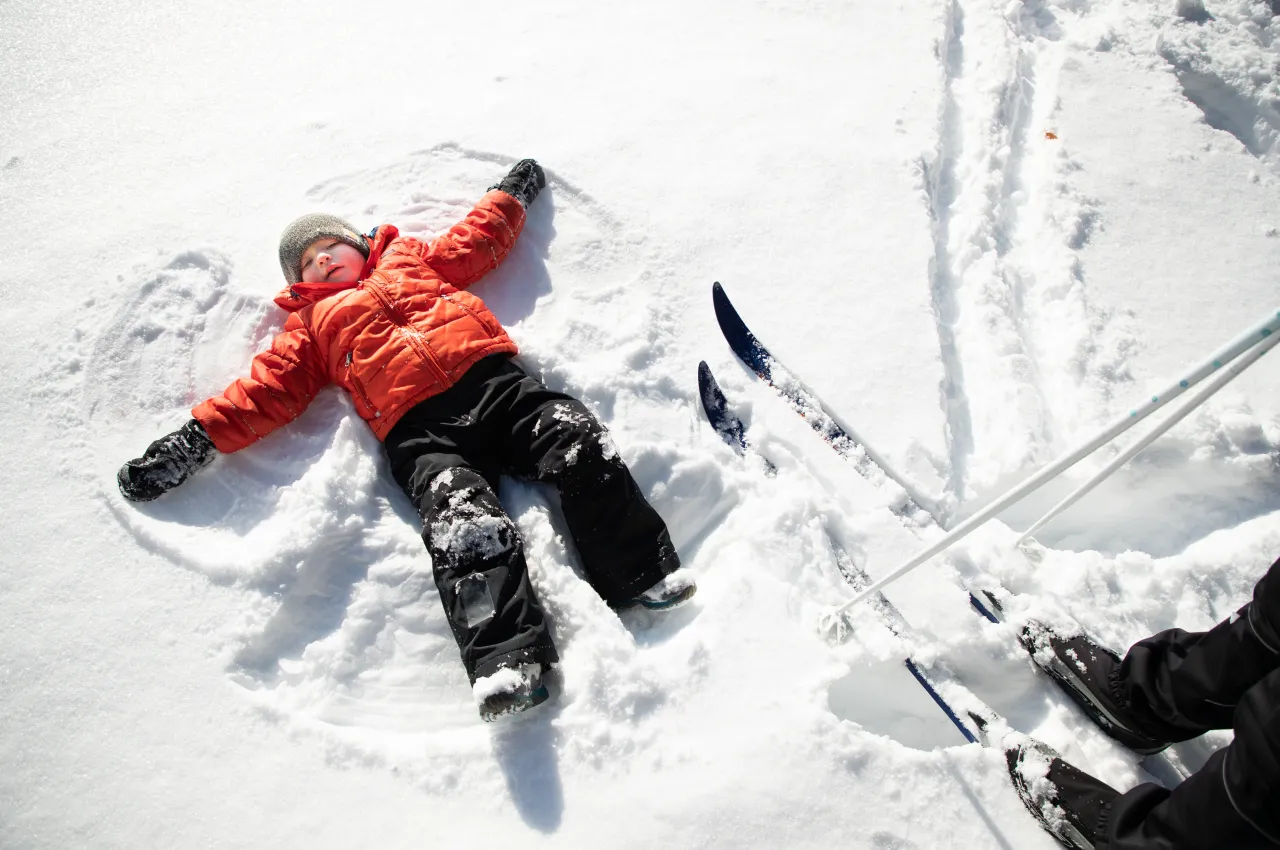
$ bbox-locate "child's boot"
[476,663,550,722]
[627,569,697,610]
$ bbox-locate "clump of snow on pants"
[428,468,457,492]
[597,430,620,463]
[549,402,590,428]
[431,512,512,562]
[428,487,515,565]
[546,401,622,465]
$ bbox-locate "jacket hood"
[273,224,400,312]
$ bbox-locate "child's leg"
[412,464,558,683]
[383,365,559,685]
[491,364,681,607]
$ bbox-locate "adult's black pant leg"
[413,466,559,683]
[509,394,679,607]
[1102,666,1280,849]
[1117,556,1280,742]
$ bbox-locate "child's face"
[299,239,365,284]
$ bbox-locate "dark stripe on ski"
[905,659,979,744]
[829,540,994,745]
[712,281,941,530]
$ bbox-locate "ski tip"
[710,281,775,382]
[711,279,740,324]
[711,280,732,307]
[697,360,728,411]
[697,360,718,400]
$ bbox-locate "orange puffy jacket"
[192,189,525,453]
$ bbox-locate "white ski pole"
[819,308,1280,633]
[1017,330,1280,544]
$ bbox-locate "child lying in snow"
[117,159,695,721]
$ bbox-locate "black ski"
[711,281,941,531]
[711,281,1006,622]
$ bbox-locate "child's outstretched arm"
[420,159,545,290]
[117,315,329,501]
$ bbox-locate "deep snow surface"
[2,1,1279,848]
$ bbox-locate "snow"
[3,0,1279,848]
[431,493,517,566]
[473,665,535,703]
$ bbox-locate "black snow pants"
[1101,556,1280,849]
[383,354,680,684]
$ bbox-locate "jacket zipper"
[363,279,450,385]
[344,352,380,418]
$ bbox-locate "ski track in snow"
[919,0,1279,556]
[925,0,1140,504]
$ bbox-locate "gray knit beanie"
[278,213,371,285]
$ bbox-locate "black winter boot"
[477,663,550,722]
[1020,621,1172,754]
[1006,738,1117,850]
[623,568,698,610]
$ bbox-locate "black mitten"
[489,159,546,209]
[117,419,217,502]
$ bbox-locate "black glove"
[117,419,217,502]
[489,158,546,209]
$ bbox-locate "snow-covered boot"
[1019,621,1171,754]
[476,664,550,722]
[1006,738,1116,850]
[627,569,697,610]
